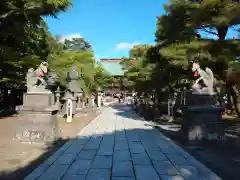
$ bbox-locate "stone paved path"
[25,104,222,180]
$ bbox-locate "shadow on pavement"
[114,111,141,121]
[118,105,240,180]
[110,103,141,121]
[17,129,208,180]
[0,104,213,180]
[2,104,237,180]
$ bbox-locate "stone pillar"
[97,92,101,107]
[55,87,61,110]
[82,100,86,108]
[66,98,73,123]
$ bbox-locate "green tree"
[63,37,92,51]
[49,38,111,96]
[0,0,72,85]
[49,50,95,92]
[124,0,240,116]
[121,45,155,93]
[93,63,113,90]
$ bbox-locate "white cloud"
[115,42,139,51]
[57,33,82,43]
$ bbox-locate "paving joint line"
[122,115,137,180]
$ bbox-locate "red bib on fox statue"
[194,71,198,77]
[39,70,45,78]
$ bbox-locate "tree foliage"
[48,37,111,95]
[0,0,71,84]
[0,0,111,96]
[123,0,240,115]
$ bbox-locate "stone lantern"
[68,66,84,111]
[61,67,80,120]
[67,67,80,92]
[55,86,61,110]
[62,89,75,122]
[46,71,59,89]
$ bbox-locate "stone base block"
[182,106,224,144]
[62,100,77,115]
[23,92,54,108]
[185,92,218,106]
[15,108,59,144]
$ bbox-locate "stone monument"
[15,62,59,144]
[62,67,80,116]
[182,58,224,144]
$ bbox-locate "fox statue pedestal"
[182,91,224,144]
[15,92,59,145]
[182,58,225,144]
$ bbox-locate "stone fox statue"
[190,60,215,94]
[26,62,49,92]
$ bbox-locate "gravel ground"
[0,108,102,180]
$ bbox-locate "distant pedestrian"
[117,93,121,103]
[90,94,95,112]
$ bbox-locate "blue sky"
[46,0,238,61]
[46,0,165,61]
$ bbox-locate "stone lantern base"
[62,98,77,115]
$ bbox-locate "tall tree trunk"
[214,86,224,107]
[216,26,228,40]
[226,89,233,114]
[232,85,240,117]
[227,83,240,117]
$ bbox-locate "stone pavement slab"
[25,105,222,180]
[37,164,69,180]
[147,150,167,161]
[112,161,134,177]
[153,161,180,175]
[66,159,92,175]
[91,155,112,168]
[77,150,96,160]
[112,178,136,180]
[135,165,159,180]
[62,174,86,180]
[113,150,131,161]
[132,153,151,165]
[86,169,110,180]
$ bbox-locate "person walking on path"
[90,94,95,112]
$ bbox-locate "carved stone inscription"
[15,130,45,142]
